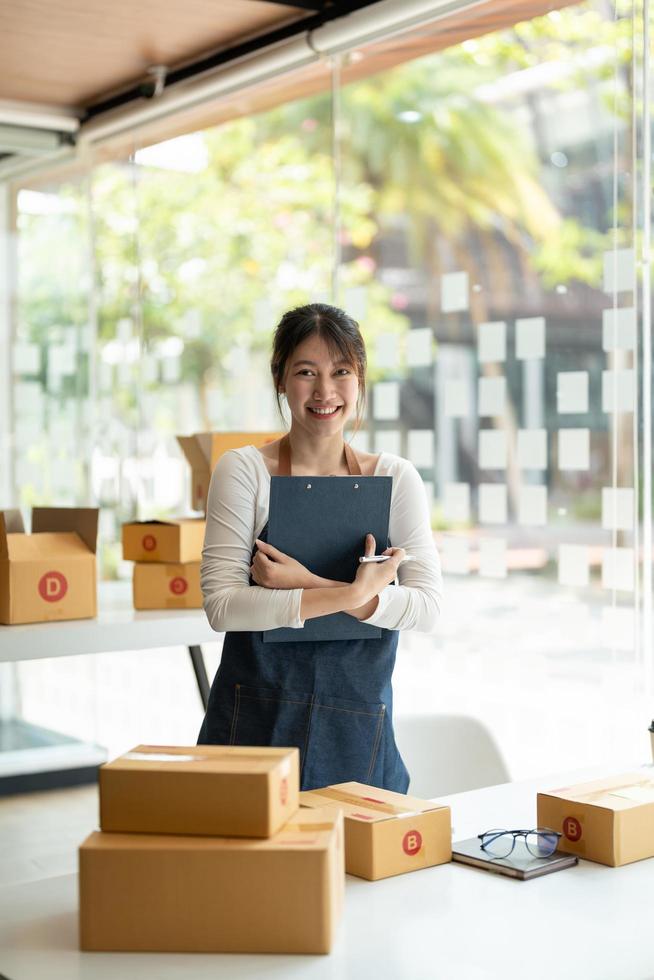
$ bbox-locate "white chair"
[393,713,511,798]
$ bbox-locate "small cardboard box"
[132,561,202,609]
[79,806,344,954]
[0,507,98,625]
[177,431,283,513]
[122,518,205,563]
[300,781,451,880]
[100,744,300,838]
[537,771,654,867]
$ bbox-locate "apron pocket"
[302,694,386,790]
[229,683,313,765]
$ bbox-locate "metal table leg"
[188,645,210,710]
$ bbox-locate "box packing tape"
[122,749,286,765]
[315,786,425,819]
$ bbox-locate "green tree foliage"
[19,0,634,426]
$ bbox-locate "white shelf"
[0,581,221,663]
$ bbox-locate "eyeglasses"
[478,828,562,859]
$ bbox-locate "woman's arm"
[299,584,372,621]
[306,570,380,621]
[308,461,443,633]
[201,450,309,632]
[364,460,442,632]
[201,449,437,632]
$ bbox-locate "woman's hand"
[352,533,406,604]
[249,539,316,590]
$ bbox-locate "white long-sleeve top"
[201,444,443,635]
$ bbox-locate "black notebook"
[452,837,578,880]
[263,474,393,643]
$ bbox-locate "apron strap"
[277,434,363,476]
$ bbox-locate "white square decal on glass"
[12,343,41,374]
[374,430,401,455]
[375,333,399,369]
[515,317,545,359]
[478,376,505,417]
[408,430,434,469]
[557,372,588,413]
[441,271,469,313]
[603,248,635,294]
[49,344,76,376]
[406,328,433,368]
[99,363,113,392]
[443,483,470,523]
[51,457,74,493]
[15,382,44,414]
[517,429,547,470]
[602,369,635,413]
[558,428,589,470]
[600,607,635,652]
[372,381,400,421]
[343,286,367,322]
[479,483,507,524]
[558,545,590,587]
[602,308,636,351]
[141,356,159,386]
[602,547,634,592]
[478,322,506,363]
[349,429,370,453]
[601,488,634,531]
[444,379,469,418]
[518,485,547,526]
[441,535,470,575]
[479,430,507,469]
[479,537,507,579]
[162,357,181,383]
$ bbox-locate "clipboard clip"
[304,482,360,489]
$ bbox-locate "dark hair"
[270,303,367,436]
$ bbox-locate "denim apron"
[197,437,410,793]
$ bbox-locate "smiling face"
[280,333,360,437]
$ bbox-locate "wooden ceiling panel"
[0,0,305,108]
[81,0,576,155]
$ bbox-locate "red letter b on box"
[563,816,582,842]
[402,830,423,856]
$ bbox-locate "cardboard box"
[79,807,344,953]
[177,431,283,513]
[537,771,654,867]
[300,781,451,880]
[132,561,202,609]
[0,507,98,625]
[100,744,300,838]
[122,518,205,563]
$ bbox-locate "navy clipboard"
[263,475,393,643]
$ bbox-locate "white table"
[1,767,652,980]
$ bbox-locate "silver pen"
[358,554,416,563]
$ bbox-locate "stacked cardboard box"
[0,507,98,625]
[121,518,205,610]
[176,431,283,513]
[79,744,345,954]
[120,431,284,610]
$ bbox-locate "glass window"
[5,0,652,775]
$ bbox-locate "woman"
[198,303,442,791]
